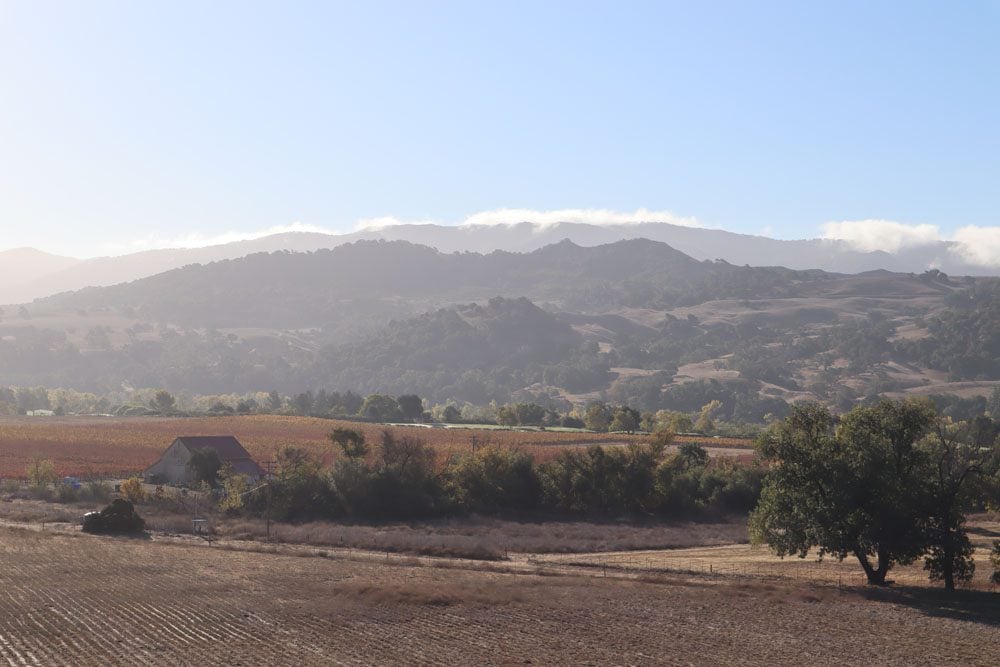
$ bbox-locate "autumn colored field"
[0,415,754,478]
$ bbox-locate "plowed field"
[0,526,996,666]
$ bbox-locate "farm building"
[144,436,264,485]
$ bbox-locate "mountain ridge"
[3,237,998,418]
[3,221,992,304]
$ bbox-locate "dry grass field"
[538,524,1000,591]
[0,415,753,478]
[0,524,996,666]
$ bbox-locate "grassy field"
[0,523,995,665]
[537,515,1000,592]
[0,414,753,478]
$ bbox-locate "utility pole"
[265,460,274,542]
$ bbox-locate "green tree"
[270,447,336,521]
[187,447,223,487]
[27,458,57,490]
[150,390,176,415]
[750,400,936,586]
[329,428,368,460]
[441,404,461,423]
[990,541,1000,585]
[445,446,541,512]
[920,421,988,590]
[360,394,402,422]
[694,400,722,433]
[513,403,546,426]
[675,442,709,471]
[496,405,519,427]
[396,394,424,422]
[584,402,611,432]
[219,466,249,512]
[987,387,1000,421]
[610,406,641,434]
[668,412,693,433]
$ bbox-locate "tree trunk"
[855,548,890,586]
[942,528,956,591]
[874,547,891,586]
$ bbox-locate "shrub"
[538,444,663,513]
[119,477,146,503]
[445,446,541,513]
[83,480,112,502]
[81,499,145,534]
[219,468,249,512]
[57,484,79,503]
[27,458,58,491]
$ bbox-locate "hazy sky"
[2,1,999,257]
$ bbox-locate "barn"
[144,436,265,486]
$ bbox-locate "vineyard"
[0,415,754,478]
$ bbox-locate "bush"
[81,499,145,534]
[57,484,79,503]
[219,469,250,513]
[119,477,146,503]
[27,458,57,491]
[83,480,112,502]
[445,447,541,513]
[538,444,662,513]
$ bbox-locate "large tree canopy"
[750,400,937,586]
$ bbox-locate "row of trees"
[0,381,757,436]
[218,429,763,523]
[751,399,1000,590]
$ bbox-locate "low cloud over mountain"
[6,214,1000,304]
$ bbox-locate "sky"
[1,1,999,258]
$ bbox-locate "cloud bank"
[100,222,341,255]
[820,220,941,253]
[459,207,701,229]
[45,209,1000,269]
[822,219,1000,267]
[353,207,702,232]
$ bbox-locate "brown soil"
[0,524,996,665]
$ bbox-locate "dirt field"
[0,415,752,478]
[0,525,996,666]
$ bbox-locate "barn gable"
[144,435,264,485]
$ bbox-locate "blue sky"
[1,1,999,257]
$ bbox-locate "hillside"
[31,239,728,330]
[0,248,81,300]
[2,238,999,417]
[4,220,997,304]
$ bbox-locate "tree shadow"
[857,585,999,627]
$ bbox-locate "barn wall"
[144,441,192,485]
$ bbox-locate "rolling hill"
[2,238,998,419]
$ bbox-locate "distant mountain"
[4,237,997,417]
[33,238,813,331]
[0,249,81,301]
[0,234,341,305]
[3,221,993,304]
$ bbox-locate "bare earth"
[0,526,996,666]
